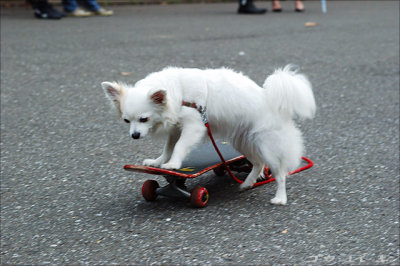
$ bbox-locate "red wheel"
[190,186,209,208]
[213,166,225,176]
[142,180,159,201]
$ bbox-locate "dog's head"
[102,81,167,139]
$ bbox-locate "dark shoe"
[34,3,64,19]
[273,8,282,12]
[295,8,305,12]
[238,3,267,14]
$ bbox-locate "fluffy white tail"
[263,65,316,119]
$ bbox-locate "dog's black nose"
[132,132,140,139]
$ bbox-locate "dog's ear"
[102,81,123,101]
[149,88,167,105]
[102,81,124,117]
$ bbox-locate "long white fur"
[102,65,316,205]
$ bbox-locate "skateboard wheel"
[142,180,159,201]
[213,166,225,176]
[190,186,209,208]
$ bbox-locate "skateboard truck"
[155,177,190,199]
[141,177,209,208]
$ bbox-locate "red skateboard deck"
[124,140,245,178]
[124,140,313,179]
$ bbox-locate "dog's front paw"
[143,159,161,167]
[161,162,181,170]
[270,197,287,205]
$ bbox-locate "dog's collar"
[182,100,208,124]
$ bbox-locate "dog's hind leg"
[258,127,303,205]
[259,151,291,205]
[270,168,288,205]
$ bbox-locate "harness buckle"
[200,107,208,124]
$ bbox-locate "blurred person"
[27,0,65,19]
[238,0,267,14]
[62,0,114,17]
[272,0,305,12]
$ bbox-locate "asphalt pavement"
[1,1,399,264]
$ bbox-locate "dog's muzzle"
[132,132,140,139]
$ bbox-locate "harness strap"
[204,121,244,184]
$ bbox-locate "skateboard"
[124,140,313,207]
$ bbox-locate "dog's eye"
[123,119,130,124]
[139,117,149,123]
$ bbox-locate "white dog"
[102,66,316,205]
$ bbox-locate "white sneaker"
[67,8,94,17]
[94,7,113,16]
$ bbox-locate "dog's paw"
[143,159,161,167]
[270,197,287,205]
[161,162,181,170]
[239,182,254,191]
